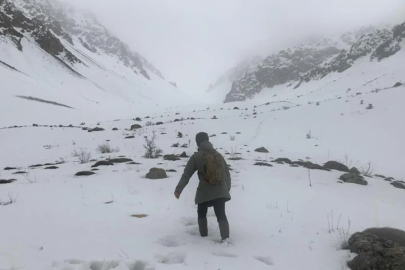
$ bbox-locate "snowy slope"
[0,0,191,126]
[1,72,404,269]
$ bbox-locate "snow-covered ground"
[1,28,405,269]
[1,78,404,269]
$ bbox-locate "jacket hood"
[198,141,215,152]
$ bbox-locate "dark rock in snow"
[255,147,269,153]
[4,167,17,170]
[163,155,181,161]
[254,162,273,167]
[29,164,43,168]
[349,167,361,174]
[146,168,167,179]
[75,171,95,176]
[293,161,328,171]
[91,161,114,167]
[156,122,163,125]
[393,82,403,88]
[125,135,135,139]
[127,162,141,165]
[88,127,104,132]
[180,151,189,158]
[347,228,405,270]
[44,166,59,169]
[391,181,405,190]
[323,161,349,172]
[166,169,177,172]
[0,179,17,184]
[112,128,118,131]
[274,158,292,164]
[13,171,27,174]
[108,158,133,163]
[210,134,216,137]
[339,173,368,185]
[130,124,142,130]
[135,117,142,121]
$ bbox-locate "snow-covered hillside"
[1,70,404,269]
[224,23,405,103]
[0,0,191,127]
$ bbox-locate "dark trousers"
[197,198,227,222]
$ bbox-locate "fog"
[62,0,405,94]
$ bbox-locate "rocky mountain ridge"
[224,22,405,103]
[0,0,163,80]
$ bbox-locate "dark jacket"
[175,141,231,204]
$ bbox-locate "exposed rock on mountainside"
[0,0,163,79]
[224,24,405,102]
[208,55,262,93]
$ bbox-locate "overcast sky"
[62,0,405,94]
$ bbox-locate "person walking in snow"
[174,132,232,242]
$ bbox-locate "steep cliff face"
[224,23,405,103]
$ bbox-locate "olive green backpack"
[203,150,226,185]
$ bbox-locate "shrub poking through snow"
[71,148,92,164]
[306,131,312,139]
[361,162,374,177]
[177,132,183,138]
[96,143,119,154]
[143,131,162,159]
[230,135,236,141]
[0,192,19,206]
[366,104,373,110]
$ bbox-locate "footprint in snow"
[212,251,238,258]
[155,252,186,264]
[254,256,273,266]
[158,235,183,247]
[186,226,200,236]
[181,217,197,226]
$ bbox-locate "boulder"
[391,181,405,190]
[166,169,177,172]
[393,82,403,87]
[293,161,328,171]
[339,173,368,185]
[347,229,405,270]
[163,155,180,161]
[0,179,17,184]
[274,158,292,164]
[349,167,361,174]
[44,166,59,169]
[13,171,27,174]
[323,161,349,172]
[135,117,142,121]
[255,147,269,153]
[130,124,142,130]
[254,162,273,167]
[29,164,43,168]
[75,171,95,176]
[180,151,189,158]
[112,127,118,131]
[127,162,142,165]
[91,161,114,168]
[125,135,135,139]
[4,167,17,170]
[88,127,105,132]
[146,168,167,179]
[108,158,133,163]
[156,122,163,125]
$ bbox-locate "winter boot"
[198,218,208,237]
[218,219,229,241]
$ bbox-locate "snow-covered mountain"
[0,0,189,126]
[224,23,405,102]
